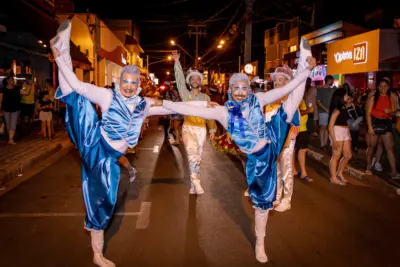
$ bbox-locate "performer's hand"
[150,99,163,107]
[306,56,317,70]
[50,37,61,58]
[207,101,219,108]
[209,132,215,141]
[171,50,180,62]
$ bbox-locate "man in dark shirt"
[316,75,335,148]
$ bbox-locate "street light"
[169,39,194,59]
[198,57,201,60]
[167,56,172,60]
[219,40,225,45]
[166,71,170,75]
[217,44,223,49]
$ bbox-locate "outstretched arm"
[163,100,228,128]
[255,69,311,107]
[145,98,210,117]
[172,51,190,101]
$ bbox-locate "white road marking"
[0,212,141,218]
[136,202,151,229]
[152,145,159,153]
[138,145,160,153]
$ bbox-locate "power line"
[145,0,190,8]
[202,0,238,24]
[219,0,243,37]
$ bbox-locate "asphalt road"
[0,123,399,267]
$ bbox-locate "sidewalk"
[307,133,400,196]
[0,131,73,187]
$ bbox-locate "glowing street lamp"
[166,71,170,75]
[198,57,201,60]
[219,40,225,45]
[170,40,176,45]
[167,56,172,60]
[217,44,223,49]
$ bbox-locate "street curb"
[0,138,73,187]
[307,146,400,197]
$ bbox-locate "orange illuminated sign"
[327,30,380,75]
[353,42,367,64]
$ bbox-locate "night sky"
[72,0,394,79]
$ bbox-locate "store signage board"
[327,30,379,75]
[334,42,367,64]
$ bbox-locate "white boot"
[274,200,291,212]
[91,230,116,267]
[54,19,74,96]
[194,180,204,195]
[254,209,269,263]
[244,189,249,197]
[189,182,196,194]
[128,167,137,183]
[54,19,71,54]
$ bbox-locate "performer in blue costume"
[152,39,315,263]
[50,20,211,267]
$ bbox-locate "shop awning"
[99,46,127,67]
[126,35,144,54]
[48,41,93,71]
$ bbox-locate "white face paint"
[231,80,249,102]
[119,72,139,97]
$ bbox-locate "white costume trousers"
[182,125,207,181]
[276,139,295,204]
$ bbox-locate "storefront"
[327,29,400,91]
[98,20,129,86]
[0,29,51,87]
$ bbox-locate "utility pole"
[311,2,316,27]
[244,0,255,64]
[188,24,206,68]
[146,55,149,75]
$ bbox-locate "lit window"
[289,45,297,53]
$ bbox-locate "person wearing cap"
[171,50,217,195]
[264,65,301,212]
[50,20,210,267]
[156,39,316,263]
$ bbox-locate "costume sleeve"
[145,98,208,116]
[55,56,112,112]
[255,69,311,107]
[174,61,190,101]
[163,100,228,128]
[282,70,311,123]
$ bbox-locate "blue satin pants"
[59,90,123,230]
